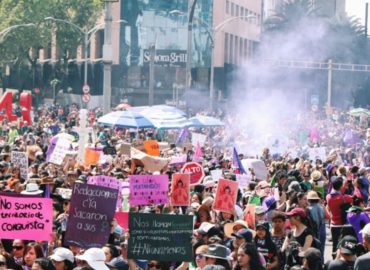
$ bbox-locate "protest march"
[0,100,370,270]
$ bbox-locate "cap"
[106,257,128,270]
[231,229,253,242]
[339,236,357,255]
[307,191,320,200]
[255,206,265,215]
[285,208,306,218]
[197,222,215,235]
[255,221,268,231]
[49,247,74,263]
[75,248,109,270]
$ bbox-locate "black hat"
[106,257,128,270]
[338,236,357,255]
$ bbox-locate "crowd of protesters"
[0,103,370,270]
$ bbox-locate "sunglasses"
[12,246,24,250]
[196,253,205,260]
[148,263,161,269]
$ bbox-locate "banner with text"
[0,193,53,241]
[128,213,193,261]
[64,183,118,248]
[129,175,169,206]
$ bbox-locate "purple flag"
[233,147,246,174]
[176,128,189,145]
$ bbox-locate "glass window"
[244,39,248,60]
[224,33,229,63]
[240,7,244,18]
[230,34,234,64]
[234,36,238,64]
[226,0,230,13]
[236,5,239,17]
[239,38,243,62]
[231,2,234,16]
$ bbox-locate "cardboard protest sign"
[0,193,53,241]
[64,183,118,248]
[308,147,326,161]
[128,213,193,261]
[88,176,122,208]
[114,212,129,230]
[213,179,239,214]
[191,132,207,147]
[170,174,190,206]
[241,159,268,181]
[144,140,160,156]
[131,148,170,172]
[84,147,102,166]
[56,188,72,200]
[244,204,256,230]
[47,138,72,165]
[210,169,223,183]
[129,175,169,205]
[119,142,131,157]
[11,151,28,181]
[236,174,252,190]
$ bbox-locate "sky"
[346,0,368,25]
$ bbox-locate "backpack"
[307,206,323,238]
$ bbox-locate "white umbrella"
[188,115,224,128]
[97,111,155,129]
[348,108,370,117]
[140,107,190,129]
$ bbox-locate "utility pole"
[148,43,155,106]
[103,0,114,114]
[327,59,333,108]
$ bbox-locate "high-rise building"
[312,0,346,17]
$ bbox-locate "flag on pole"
[176,128,189,145]
[233,147,246,174]
[193,142,203,162]
[44,184,50,198]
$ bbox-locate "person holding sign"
[171,175,190,206]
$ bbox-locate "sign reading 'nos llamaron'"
[143,50,187,67]
[128,213,193,261]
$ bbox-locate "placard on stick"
[128,213,193,261]
[64,183,118,248]
[11,151,28,181]
[0,193,53,241]
[213,179,239,214]
[170,174,190,206]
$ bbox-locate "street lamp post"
[0,23,36,41]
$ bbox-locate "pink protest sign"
[170,173,190,206]
[129,175,169,205]
[0,194,53,241]
[213,179,239,214]
[88,176,122,208]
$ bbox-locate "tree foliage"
[0,0,103,70]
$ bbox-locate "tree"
[0,0,103,91]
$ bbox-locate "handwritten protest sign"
[11,151,28,181]
[213,179,239,214]
[144,140,160,156]
[56,188,72,200]
[48,139,72,165]
[241,159,268,181]
[171,174,190,206]
[88,176,122,208]
[129,175,169,206]
[210,169,223,183]
[119,142,131,157]
[64,183,118,248]
[0,193,53,241]
[236,174,252,190]
[128,213,193,261]
[308,147,326,161]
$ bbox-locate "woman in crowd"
[234,242,266,270]
[102,244,119,263]
[23,243,44,270]
[31,258,55,270]
[254,222,278,270]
